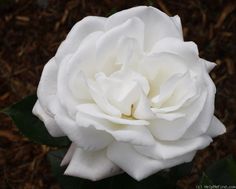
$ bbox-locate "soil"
[0,0,235,188]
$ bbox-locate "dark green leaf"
[199,155,236,186]
[199,172,214,185]
[106,8,117,17]
[226,156,236,183]
[48,149,193,189]
[2,95,70,147]
[170,161,193,180]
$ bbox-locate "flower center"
[92,70,152,119]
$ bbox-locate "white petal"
[151,73,182,106]
[65,148,121,181]
[106,6,183,51]
[135,136,212,160]
[61,143,77,166]
[76,103,149,126]
[76,110,155,146]
[116,37,142,68]
[110,69,150,97]
[139,53,187,85]
[69,71,92,101]
[183,61,216,138]
[150,37,198,63]
[171,15,182,34]
[96,17,144,68]
[206,116,226,138]
[32,101,64,137]
[93,70,150,117]
[201,58,216,72]
[157,73,198,111]
[152,111,185,121]
[57,31,104,116]
[37,57,58,115]
[87,78,122,117]
[67,31,105,77]
[56,55,78,117]
[93,73,137,116]
[148,89,208,141]
[107,142,195,181]
[133,92,155,119]
[111,69,150,95]
[54,106,113,151]
[55,16,106,64]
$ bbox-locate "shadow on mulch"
[0,0,235,188]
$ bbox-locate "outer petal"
[37,57,58,115]
[206,116,226,138]
[171,15,182,34]
[32,100,64,137]
[65,148,121,181]
[135,135,212,160]
[107,142,195,181]
[61,143,77,166]
[55,16,106,64]
[201,58,216,72]
[106,6,183,51]
[150,37,199,64]
[57,31,104,116]
[96,17,144,71]
[183,60,216,138]
[54,104,113,151]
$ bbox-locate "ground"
[0,0,235,188]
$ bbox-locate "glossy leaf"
[2,95,70,147]
[199,172,213,185]
[199,155,236,186]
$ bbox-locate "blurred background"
[0,0,235,188]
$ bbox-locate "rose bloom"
[33,6,226,181]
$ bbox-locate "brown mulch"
[0,0,235,188]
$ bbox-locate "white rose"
[33,6,226,181]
